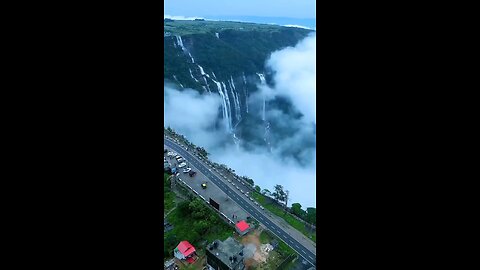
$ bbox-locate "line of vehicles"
[165,147,264,209]
[165,150,197,177]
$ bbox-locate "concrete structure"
[206,237,245,270]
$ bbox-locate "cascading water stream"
[211,78,232,132]
[256,73,266,121]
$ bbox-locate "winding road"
[164,137,316,267]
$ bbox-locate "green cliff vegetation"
[164,20,313,91]
[252,191,316,243]
[165,20,288,36]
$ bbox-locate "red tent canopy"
[236,220,250,232]
[177,241,196,257]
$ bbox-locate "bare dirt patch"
[241,228,272,269]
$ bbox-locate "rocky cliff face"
[164,20,313,150]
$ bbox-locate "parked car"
[178,162,187,168]
[260,206,264,210]
[254,202,259,206]
[201,182,207,189]
[227,179,231,183]
[177,158,184,162]
[182,168,191,173]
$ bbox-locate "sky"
[164,0,316,19]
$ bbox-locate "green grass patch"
[164,173,171,188]
[251,192,265,204]
[259,230,274,244]
[164,174,176,213]
[163,198,234,260]
[164,192,175,213]
[259,230,295,257]
[282,256,299,270]
[252,192,316,243]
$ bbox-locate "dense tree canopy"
[273,185,287,203]
[306,207,316,225]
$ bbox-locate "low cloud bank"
[164,14,206,20]
[265,33,316,125]
[283,24,313,30]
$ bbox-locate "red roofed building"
[235,220,250,236]
[174,241,197,263]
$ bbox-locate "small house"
[174,241,197,263]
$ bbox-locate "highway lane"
[164,138,316,267]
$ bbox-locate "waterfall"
[175,36,194,63]
[175,36,185,52]
[230,76,236,91]
[198,65,210,78]
[235,91,241,122]
[221,81,233,132]
[243,72,248,113]
[256,73,272,149]
[188,52,195,63]
[233,133,240,150]
[256,73,266,121]
[230,76,241,123]
[196,65,211,93]
[172,75,183,88]
[202,77,211,93]
[189,68,199,83]
[212,79,232,132]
